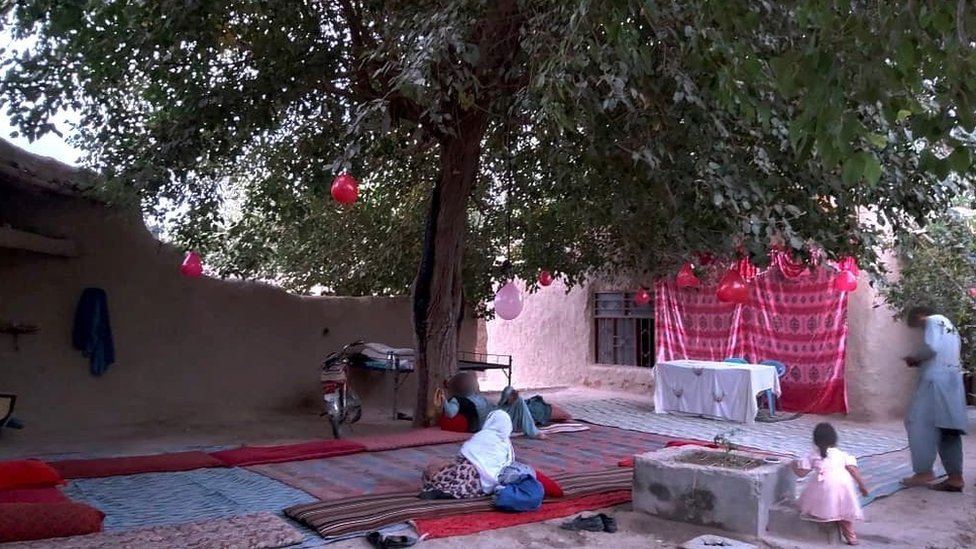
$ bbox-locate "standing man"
[901,306,969,492]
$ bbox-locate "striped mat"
[285,467,632,540]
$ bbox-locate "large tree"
[4,1,976,423]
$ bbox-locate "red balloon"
[538,270,554,287]
[331,173,359,204]
[180,251,203,278]
[634,287,651,306]
[716,270,748,304]
[676,263,700,289]
[832,270,858,292]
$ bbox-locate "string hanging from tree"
[493,122,523,320]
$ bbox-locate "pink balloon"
[331,173,359,204]
[832,270,858,292]
[968,288,976,299]
[538,270,554,287]
[180,251,203,278]
[634,287,651,306]
[494,281,524,320]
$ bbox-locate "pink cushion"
[0,502,104,542]
[0,487,70,504]
[0,460,64,490]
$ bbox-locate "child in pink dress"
[793,423,869,545]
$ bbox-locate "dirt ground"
[4,389,976,548]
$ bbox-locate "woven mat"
[559,398,908,458]
[63,468,316,531]
[250,426,668,500]
[0,512,303,549]
[285,467,631,540]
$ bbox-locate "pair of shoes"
[366,532,416,549]
[560,513,616,533]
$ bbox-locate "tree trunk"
[412,113,488,427]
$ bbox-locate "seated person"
[422,410,515,499]
[440,372,545,439]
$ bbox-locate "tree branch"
[958,0,969,48]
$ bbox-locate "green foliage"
[3,1,976,314]
[880,208,976,373]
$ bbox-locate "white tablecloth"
[653,359,781,423]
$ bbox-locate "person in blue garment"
[901,306,968,492]
[441,372,546,439]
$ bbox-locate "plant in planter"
[678,429,764,470]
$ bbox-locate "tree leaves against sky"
[3,0,976,313]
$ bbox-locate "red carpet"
[50,451,224,479]
[412,490,632,539]
[348,428,470,452]
[210,440,366,467]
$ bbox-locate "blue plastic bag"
[494,476,544,512]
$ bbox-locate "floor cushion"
[0,487,70,504]
[0,502,104,542]
[438,413,469,433]
[535,470,564,498]
[0,460,65,490]
[51,451,224,479]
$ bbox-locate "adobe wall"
[484,278,653,394]
[487,274,917,422]
[0,186,477,435]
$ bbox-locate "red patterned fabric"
[0,460,64,490]
[770,250,809,280]
[0,502,104,542]
[655,266,849,414]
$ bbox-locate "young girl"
[793,423,869,545]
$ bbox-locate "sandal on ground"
[560,514,606,532]
[900,475,936,487]
[930,481,964,493]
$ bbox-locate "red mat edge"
[209,441,367,467]
[49,451,225,479]
[413,490,632,540]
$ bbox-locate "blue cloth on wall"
[72,287,116,376]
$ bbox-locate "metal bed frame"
[367,350,514,420]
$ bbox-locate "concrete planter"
[633,446,795,538]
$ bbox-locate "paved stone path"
[556,397,908,458]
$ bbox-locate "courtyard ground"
[2,388,974,549]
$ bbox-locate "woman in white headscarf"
[421,410,515,499]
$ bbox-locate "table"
[653,359,781,423]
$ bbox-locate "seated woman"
[441,372,544,438]
[422,410,515,499]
